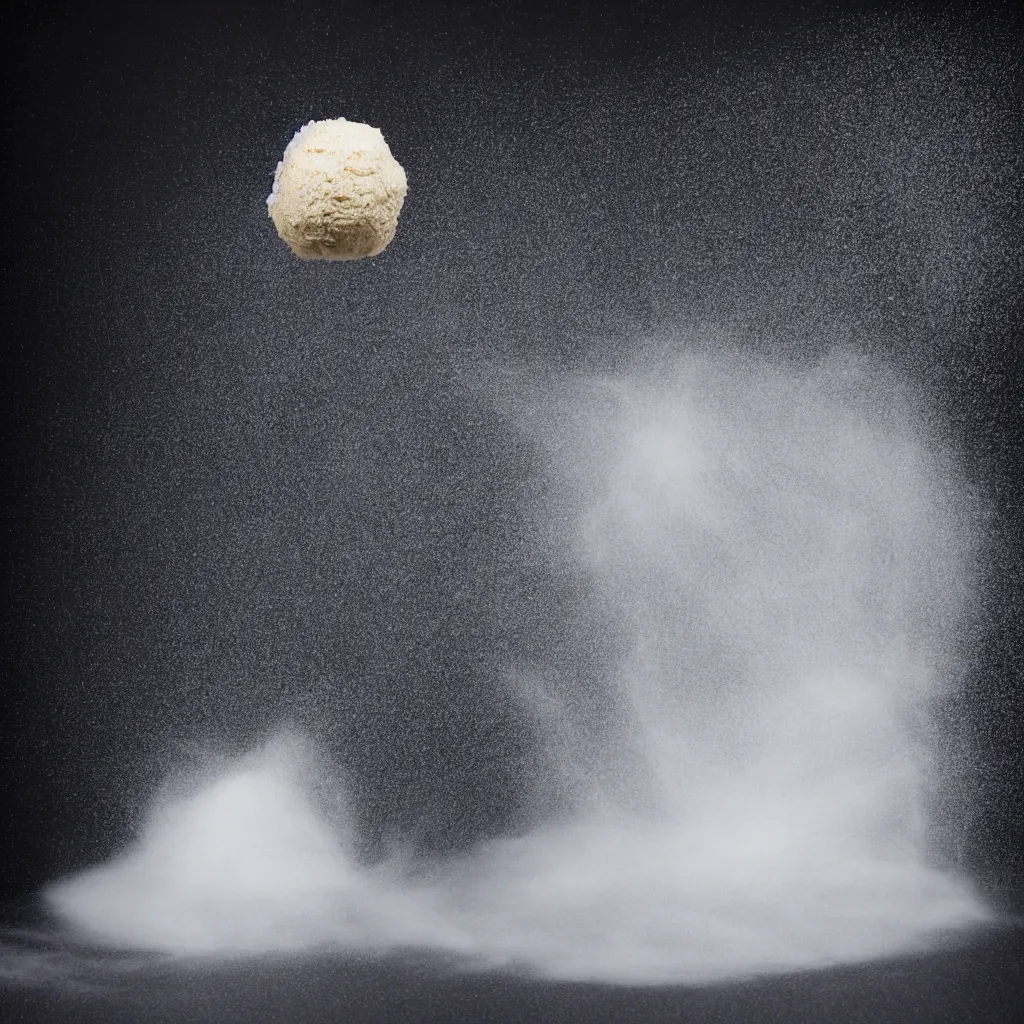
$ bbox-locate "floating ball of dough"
[267,118,408,261]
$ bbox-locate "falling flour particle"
[267,118,408,261]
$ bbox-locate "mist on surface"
[35,345,995,984]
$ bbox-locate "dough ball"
[267,118,408,261]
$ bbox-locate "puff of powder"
[267,118,408,261]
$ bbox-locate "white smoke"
[38,343,996,984]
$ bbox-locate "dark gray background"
[3,0,1021,934]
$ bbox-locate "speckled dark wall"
[3,1,1021,900]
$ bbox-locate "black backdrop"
[2,0,1022,915]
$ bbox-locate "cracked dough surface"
[267,119,407,261]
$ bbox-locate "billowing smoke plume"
[40,344,993,984]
